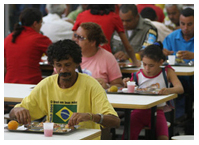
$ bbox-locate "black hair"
[140,7,157,21]
[141,41,166,62]
[87,4,115,15]
[47,39,82,65]
[120,4,138,16]
[12,8,42,43]
[181,8,194,17]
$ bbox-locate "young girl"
[123,41,184,140]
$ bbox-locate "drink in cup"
[43,122,54,137]
[127,81,135,93]
[168,55,176,65]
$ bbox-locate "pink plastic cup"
[43,122,54,137]
[127,81,135,93]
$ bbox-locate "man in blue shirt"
[163,8,194,63]
[163,8,194,121]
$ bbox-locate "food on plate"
[55,128,68,132]
[136,83,161,94]
[31,122,62,128]
[8,120,19,130]
[176,53,180,57]
[53,123,62,128]
[65,124,75,129]
[176,51,185,63]
[175,58,185,63]
[107,85,118,92]
[119,63,126,67]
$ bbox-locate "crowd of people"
[4,4,194,140]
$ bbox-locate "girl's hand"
[158,88,170,95]
[123,77,130,87]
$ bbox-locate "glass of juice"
[127,81,135,93]
[43,122,54,137]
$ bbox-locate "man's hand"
[177,51,194,60]
[10,107,31,124]
[163,49,174,56]
[114,51,129,61]
[68,113,91,127]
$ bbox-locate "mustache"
[59,72,71,77]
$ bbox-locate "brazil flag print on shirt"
[50,100,77,123]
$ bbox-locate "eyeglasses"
[74,33,87,41]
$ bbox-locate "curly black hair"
[141,41,166,62]
[47,39,82,65]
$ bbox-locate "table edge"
[80,130,101,140]
[111,94,178,109]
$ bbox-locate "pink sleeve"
[107,53,122,82]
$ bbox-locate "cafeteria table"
[4,83,177,140]
[120,65,194,76]
[120,65,194,121]
[4,124,101,140]
[107,93,177,140]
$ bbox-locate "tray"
[119,62,137,68]
[163,63,193,67]
[5,124,77,134]
[107,91,164,96]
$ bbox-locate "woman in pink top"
[72,4,140,67]
[74,22,123,89]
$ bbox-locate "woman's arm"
[96,78,123,89]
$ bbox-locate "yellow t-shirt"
[15,73,118,130]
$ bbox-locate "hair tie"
[18,22,22,25]
[153,42,160,46]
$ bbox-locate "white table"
[4,83,177,140]
[171,135,194,140]
[107,93,177,139]
[4,83,35,104]
[121,66,194,76]
[4,83,177,107]
[4,124,101,140]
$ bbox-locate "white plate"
[122,88,128,93]
[122,87,138,93]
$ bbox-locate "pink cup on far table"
[43,122,54,137]
[127,81,135,93]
